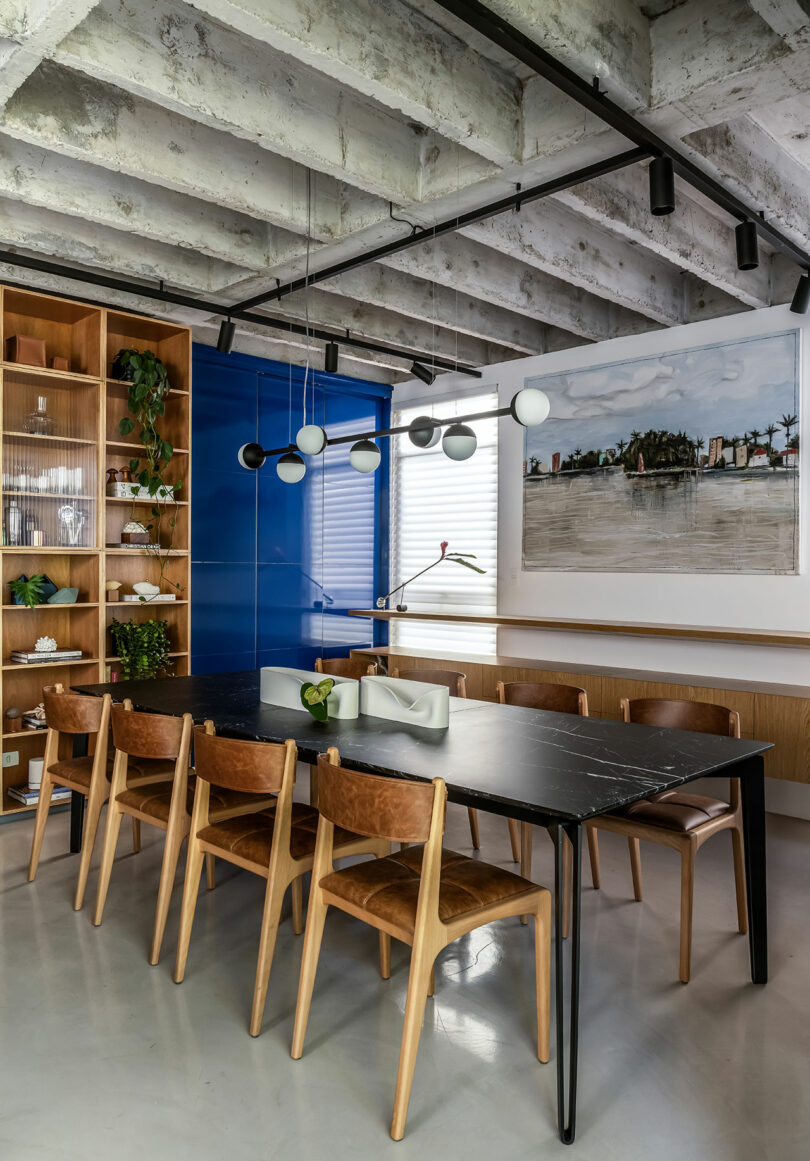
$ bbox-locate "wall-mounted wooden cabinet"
[0,287,191,817]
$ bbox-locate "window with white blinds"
[390,392,498,654]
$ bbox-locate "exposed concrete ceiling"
[0,0,807,382]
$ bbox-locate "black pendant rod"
[230,147,649,312]
[257,405,511,459]
[0,248,480,377]
[431,0,810,272]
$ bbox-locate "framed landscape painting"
[522,331,800,573]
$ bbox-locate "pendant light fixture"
[736,220,759,270]
[276,450,306,484]
[510,387,551,427]
[408,415,441,448]
[442,423,477,461]
[349,439,381,473]
[296,424,327,455]
[324,342,339,373]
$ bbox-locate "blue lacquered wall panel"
[191,346,390,674]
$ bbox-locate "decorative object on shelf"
[23,704,47,730]
[106,467,119,486]
[6,335,46,367]
[35,636,58,653]
[22,395,56,436]
[121,593,176,602]
[376,541,484,611]
[9,573,47,607]
[8,783,71,806]
[47,587,79,604]
[4,498,21,545]
[360,675,450,729]
[51,356,69,372]
[4,706,21,733]
[109,617,172,681]
[108,540,160,551]
[132,581,161,600]
[239,385,550,481]
[107,479,174,500]
[260,667,359,719]
[119,466,133,483]
[111,347,182,592]
[106,580,122,602]
[121,519,150,545]
[11,648,81,663]
[300,678,335,722]
[57,504,87,547]
[28,756,44,790]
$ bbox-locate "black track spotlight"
[790,272,810,315]
[217,318,236,353]
[411,361,436,386]
[324,341,339,373]
[649,156,675,216]
[735,220,759,271]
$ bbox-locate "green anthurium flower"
[300,679,334,721]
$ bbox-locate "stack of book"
[8,784,72,807]
[11,649,82,664]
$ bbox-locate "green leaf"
[119,417,135,436]
[129,459,140,473]
[446,557,486,574]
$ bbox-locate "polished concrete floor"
[1,786,808,1161]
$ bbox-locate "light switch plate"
[2,750,19,767]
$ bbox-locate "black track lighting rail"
[254,405,511,459]
[0,247,481,377]
[230,147,648,312]
[431,0,810,274]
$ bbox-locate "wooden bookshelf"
[0,286,191,817]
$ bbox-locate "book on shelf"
[106,542,161,551]
[11,650,82,663]
[121,594,177,602]
[7,784,72,806]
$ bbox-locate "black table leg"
[740,755,768,984]
[69,734,88,854]
[552,821,582,1145]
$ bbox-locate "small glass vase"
[22,395,55,436]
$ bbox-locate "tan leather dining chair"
[291,748,551,1141]
[391,667,485,849]
[588,697,747,982]
[314,655,378,680]
[496,680,599,936]
[93,702,275,965]
[174,724,389,1036]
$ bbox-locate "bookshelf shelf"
[1,284,191,817]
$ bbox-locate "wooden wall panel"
[755,695,810,783]
[601,678,755,737]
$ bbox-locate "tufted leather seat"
[613,790,730,833]
[197,802,360,864]
[321,844,537,930]
[49,753,175,790]
[116,777,272,826]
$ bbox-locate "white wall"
[393,304,810,817]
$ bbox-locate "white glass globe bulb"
[276,451,306,483]
[296,424,327,455]
[510,387,550,427]
[349,439,381,474]
[442,423,477,461]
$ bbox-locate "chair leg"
[731,824,748,935]
[629,837,643,901]
[173,835,206,984]
[507,817,520,862]
[534,893,552,1063]
[427,965,435,998]
[291,874,304,935]
[248,874,288,1037]
[390,946,436,1141]
[291,891,330,1059]
[467,807,480,850]
[586,824,601,889]
[149,816,187,966]
[73,787,104,911]
[379,931,391,980]
[562,833,572,941]
[93,799,125,927]
[679,839,696,984]
[520,822,533,925]
[205,853,216,891]
[131,818,141,853]
[27,771,56,882]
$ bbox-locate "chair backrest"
[316,751,440,844]
[193,725,295,794]
[111,702,188,759]
[391,668,467,698]
[496,680,588,716]
[315,656,378,680]
[620,697,740,738]
[44,685,109,735]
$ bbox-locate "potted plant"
[109,618,172,681]
[9,574,46,608]
[112,348,183,595]
[300,678,334,721]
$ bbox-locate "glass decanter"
[22,395,55,436]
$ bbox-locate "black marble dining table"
[74,669,771,1145]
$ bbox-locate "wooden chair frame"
[174,723,390,1037]
[587,696,747,982]
[309,656,378,806]
[291,747,551,1141]
[495,680,598,935]
[27,684,122,911]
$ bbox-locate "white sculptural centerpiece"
[35,636,57,653]
[133,581,160,598]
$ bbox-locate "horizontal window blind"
[390,393,498,654]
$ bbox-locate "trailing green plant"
[300,678,334,722]
[112,348,183,594]
[9,574,45,608]
[109,618,172,681]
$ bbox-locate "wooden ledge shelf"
[2,657,99,671]
[350,609,810,650]
[3,362,101,385]
[2,602,99,610]
[4,431,95,448]
[104,548,188,557]
[105,496,188,506]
